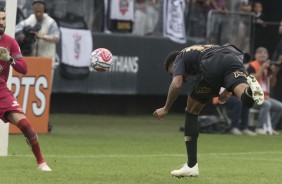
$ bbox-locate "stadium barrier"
[52,33,204,95]
[9,57,52,134]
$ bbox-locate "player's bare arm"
[153,75,183,120]
[165,75,183,110]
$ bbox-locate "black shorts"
[190,79,220,104]
[190,53,248,104]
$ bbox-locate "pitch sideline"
[6,151,282,159]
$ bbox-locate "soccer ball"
[90,48,113,72]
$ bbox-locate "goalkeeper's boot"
[38,162,52,171]
[171,163,199,178]
[246,75,264,105]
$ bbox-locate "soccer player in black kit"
[153,44,264,177]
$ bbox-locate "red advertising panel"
[9,57,52,134]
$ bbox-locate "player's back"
[179,44,220,75]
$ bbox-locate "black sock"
[185,137,198,167]
[246,87,252,97]
[184,112,199,167]
[241,87,254,108]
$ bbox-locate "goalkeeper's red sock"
[17,118,44,164]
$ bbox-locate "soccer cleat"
[171,163,199,178]
[246,75,264,105]
[38,162,52,171]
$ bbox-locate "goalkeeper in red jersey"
[0,8,51,171]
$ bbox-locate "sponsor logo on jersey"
[12,100,20,107]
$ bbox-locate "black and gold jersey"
[172,44,245,76]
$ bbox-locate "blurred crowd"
[11,0,280,53]
[3,0,282,135]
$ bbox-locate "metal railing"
[206,10,253,54]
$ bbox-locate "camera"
[270,60,282,68]
[15,22,41,56]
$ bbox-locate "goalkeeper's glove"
[0,47,14,64]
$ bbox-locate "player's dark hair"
[164,51,180,72]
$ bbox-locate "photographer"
[247,47,282,134]
[15,0,60,132]
[15,0,60,65]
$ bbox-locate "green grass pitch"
[1,113,281,184]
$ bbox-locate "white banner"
[109,0,134,21]
[60,27,93,67]
[163,0,186,44]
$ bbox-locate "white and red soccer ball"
[90,48,113,72]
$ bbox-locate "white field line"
[5,151,282,159]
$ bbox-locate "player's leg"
[233,83,254,107]
[231,75,264,108]
[170,97,203,178]
[170,80,216,178]
[7,112,51,171]
[220,54,264,107]
[185,97,204,167]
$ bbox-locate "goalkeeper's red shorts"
[0,85,24,123]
